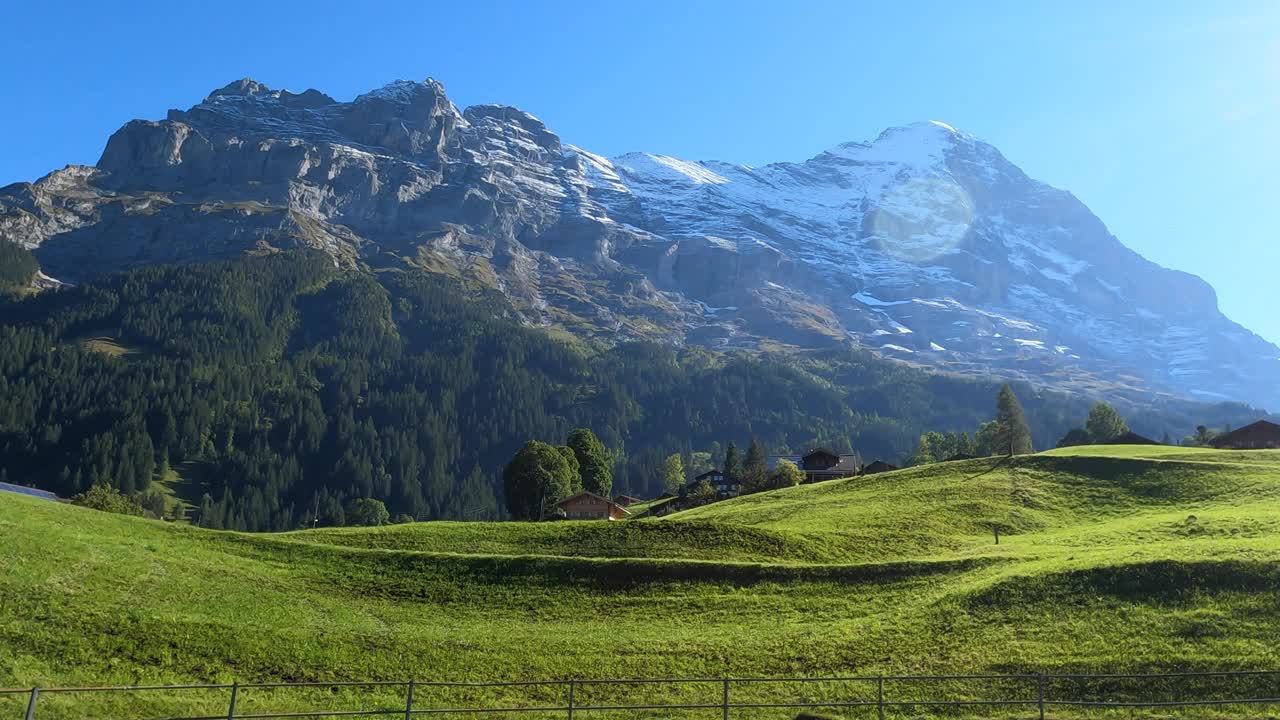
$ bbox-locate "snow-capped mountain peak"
[2,78,1276,408]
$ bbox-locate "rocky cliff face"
[3,78,1277,408]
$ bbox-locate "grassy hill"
[5,446,1280,718]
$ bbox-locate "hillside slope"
[6,250,1267,530]
[5,447,1280,717]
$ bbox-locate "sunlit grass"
[6,446,1280,717]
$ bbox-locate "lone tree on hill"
[503,441,579,520]
[566,428,613,497]
[662,453,685,494]
[1085,401,1129,443]
[994,384,1034,456]
[742,437,769,492]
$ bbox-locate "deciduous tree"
[1085,402,1128,443]
[566,428,613,497]
[503,441,578,520]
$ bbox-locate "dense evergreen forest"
[0,249,1267,530]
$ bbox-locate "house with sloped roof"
[556,491,631,520]
[767,448,862,484]
[689,468,742,497]
[860,460,900,475]
[1209,420,1280,450]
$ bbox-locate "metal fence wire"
[6,671,1280,719]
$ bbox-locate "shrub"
[72,484,146,517]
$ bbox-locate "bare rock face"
[1,80,1277,408]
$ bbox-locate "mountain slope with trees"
[0,251,1270,529]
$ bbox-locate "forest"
[0,245,1268,530]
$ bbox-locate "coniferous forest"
[0,248,1267,530]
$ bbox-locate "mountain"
[3,77,1277,408]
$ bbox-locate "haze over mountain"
[2,77,1277,409]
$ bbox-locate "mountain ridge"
[2,76,1275,408]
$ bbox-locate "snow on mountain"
[1,78,1276,408]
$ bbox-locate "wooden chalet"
[860,460,899,476]
[690,469,742,497]
[612,494,644,507]
[1112,431,1160,445]
[1209,420,1280,450]
[556,491,631,520]
[768,448,862,484]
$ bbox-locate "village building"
[612,494,643,507]
[690,469,742,497]
[1209,420,1280,450]
[1112,431,1161,445]
[767,448,862,484]
[860,460,899,475]
[556,491,631,520]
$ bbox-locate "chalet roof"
[803,447,839,459]
[767,453,861,472]
[556,491,630,514]
[861,460,899,475]
[613,494,643,504]
[1209,420,1280,448]
[1112,431,1160,445]
[690,472,740,487]
[694,468,724,480]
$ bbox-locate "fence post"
[877,676,885,720]
[722,678,730,720]
[404,679,415,720]
[567,679,575,720]
[226,682,239,720]
[24,688,38,720]
[1037,674,1045,720]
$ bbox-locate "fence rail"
[6,671,1280,719]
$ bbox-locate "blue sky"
[4,1,1277,342]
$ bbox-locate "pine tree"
[662,453,685,495]
[742,437,768,491]
[723,442,742,481]
[994,385,1034,456]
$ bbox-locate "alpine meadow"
[4,3,1280,718]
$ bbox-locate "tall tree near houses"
[723,442,742,481]
[566,428,612,497]
[1085,401,1128,443]
[556,446,582,495]
[662,453,685,495]
[994,384,1034,456]
[502,441,578,520]
[742,437,769,492]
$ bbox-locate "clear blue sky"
[4,1,1277,342]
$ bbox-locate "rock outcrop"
[2,79,1276,408]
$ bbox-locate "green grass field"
[5,446,1280,718]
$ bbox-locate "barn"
[1209,421,1280,450]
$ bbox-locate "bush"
[346,498,390,526]
[72,484,146,517]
